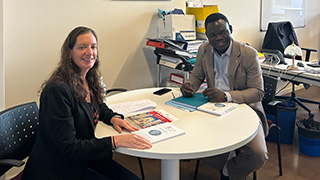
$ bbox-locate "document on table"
[133,123,186,144]
[108,99,157,115]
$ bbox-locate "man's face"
[205,19,232,55]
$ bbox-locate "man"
[180,13,268,180]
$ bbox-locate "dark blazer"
[189,40,268,135]
[22,82,120,180]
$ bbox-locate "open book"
[197,102,239,116]
[133,123,185,144]
[126,109,178,129]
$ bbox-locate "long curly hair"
[40,26,104,104]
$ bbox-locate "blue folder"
[165,92,209,112]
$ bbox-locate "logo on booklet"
[215,103,226,107]
[149,130,162,136]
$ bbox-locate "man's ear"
[229,24,233,34]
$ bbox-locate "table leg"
[157,64,161,87]
[161,159,179,180]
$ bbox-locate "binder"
[146,40,166,48]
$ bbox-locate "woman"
[22,26,152,180]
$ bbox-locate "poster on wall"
[260,0,305,31]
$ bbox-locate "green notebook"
[165,92,209,111]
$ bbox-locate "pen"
[171,92,176,99]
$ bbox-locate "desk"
[95,88,260,180]
[260,58,320,87]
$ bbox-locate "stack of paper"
[108,99,157,115]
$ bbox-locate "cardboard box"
[186,5,220,39]
[158,14,196,41]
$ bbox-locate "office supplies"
[307,60,320,68]
[197,102,239,116]
[146,39,166,48]
[165,92,208,111]
[108,99,157,115]
[262,49,286,65]
[157,14,196,41]
[153,88,172,96]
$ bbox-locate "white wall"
[0,0,4,111]
[3,0,320,108]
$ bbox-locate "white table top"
[260,58,320,86]
[95,88,260,160]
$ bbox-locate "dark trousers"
[85,159,140,180]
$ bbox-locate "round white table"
[95,88,260,180]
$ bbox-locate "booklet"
[197,102,239,116]
[126,109,178,129]
[133,123,186,144]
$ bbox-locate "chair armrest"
[301,48,318,62]
[106,88,127,94]
[268,100,283,106]
[301,47,318,52]
[0,159,25,167]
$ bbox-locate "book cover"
[197,102,239,116]
[133,123,186,144]
[126,109,178,129]
[165,92,208,111]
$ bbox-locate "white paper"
[108,99,157,115]
[133,123,186,144]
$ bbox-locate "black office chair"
[105,88,145,180]
[262,21,320,117]
[193,75,283,180]
[0,102,39,180]
[253,75,283,180]
[262,21,317,62]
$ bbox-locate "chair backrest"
[262,21,300,59]
[262,75,279,114]
[0,102,39,176]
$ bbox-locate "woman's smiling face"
[69,32,97,76]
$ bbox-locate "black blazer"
[22,82,120,180]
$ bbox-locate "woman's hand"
[114,134,152,149]
[111,116,139,133]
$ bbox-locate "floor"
[113,86,320,180]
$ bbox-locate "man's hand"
[180,82,195,97]
[202,88,227,102]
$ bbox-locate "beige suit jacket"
[189,40,268,135]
